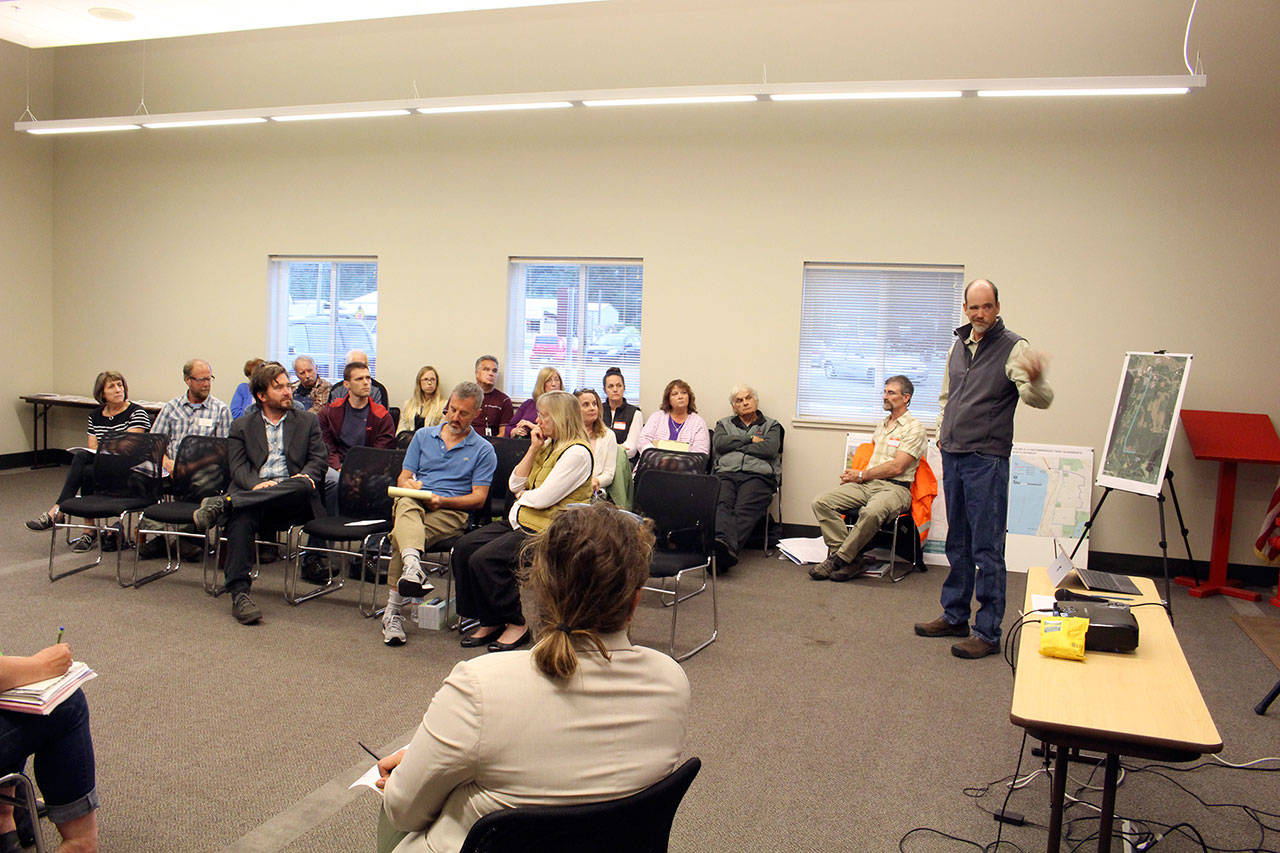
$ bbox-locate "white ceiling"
[0,0,604,48]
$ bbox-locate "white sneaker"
[396,556,434,598]
[382,611,406,646]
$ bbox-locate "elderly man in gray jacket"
[711,385,782,570]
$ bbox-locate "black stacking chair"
[633,470,719,661]
[841,507,925,582]
[288,446,404,608]
[128,435,229,589]
[458,757,701,853]
[0,771,48,853]
[482,436,531,521]
[49,433,168,583]
[632,448,709,486]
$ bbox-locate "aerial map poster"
[1097,352,1193,497]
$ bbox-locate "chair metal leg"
[129,525,204,589]
[47,520,102,582]
[888,515,914,583]
[285,539,346,606]
[0,771,48,853]
[204,529,224,595]
[357,536,387,618]
[671,558,718,662]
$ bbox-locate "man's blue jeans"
[0,689,98,824]
[940,449,1010,644]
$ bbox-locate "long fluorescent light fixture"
[14,75,1206,134]
[772,91,962,101]
[143,117,268,129]
[270,109,411,122]
[977,86,1189,97]
[583,94,758,107]
[417,101,572,114]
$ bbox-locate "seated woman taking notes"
[0,642,100,853]
[377,502,691,853]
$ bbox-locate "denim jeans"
[0,689,99,824]
[940,450,1010,644]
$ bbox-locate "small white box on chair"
[413,597,454,630]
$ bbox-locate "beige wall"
[0,40,53,457]
[21,0,1280,565]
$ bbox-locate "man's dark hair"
[251,361,288,403]
[886,375,914,401]
[963,278,999,303]
[343,361,370,382]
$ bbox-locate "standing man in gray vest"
[914,279,1053,659]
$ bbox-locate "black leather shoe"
[487,627,532,653]
[460,626,503,648]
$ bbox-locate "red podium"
[1176,410,1280,602]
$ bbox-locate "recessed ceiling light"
[88,7,136,23]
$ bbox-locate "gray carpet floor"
[2,465,1278,852]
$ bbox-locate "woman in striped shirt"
[25,371,151,550]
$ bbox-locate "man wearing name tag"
[381,382,497,647]
[914,279,1053,659]
[143,358,234,560]
[150,358,232,474]
[811,375,926,582]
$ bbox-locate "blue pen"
[56,626,64,643]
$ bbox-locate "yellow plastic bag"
[1039,615,1089,661]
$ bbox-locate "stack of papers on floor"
[776,537,828,565]
[0,661,96,715]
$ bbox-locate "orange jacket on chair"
[849,442,937,544]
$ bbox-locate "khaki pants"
[811,480,911,562]
[387,497,469,585]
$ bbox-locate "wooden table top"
[1010,567,1222,756]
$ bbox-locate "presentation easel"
[1072,352,1196,613]
[1069,467,1194,613]
[1175,410,1280,602]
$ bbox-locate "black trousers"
[714,473,776,555]
[450,521,529,627]
[56,449,96,505]
[223,478,315,594]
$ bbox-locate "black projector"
[1052,601,1140,653]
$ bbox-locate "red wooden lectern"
[1176,410,1280,602]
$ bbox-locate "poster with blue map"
[1097,352,1193,497]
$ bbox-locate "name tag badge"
[887,437,901,448]
[196,418,214,429]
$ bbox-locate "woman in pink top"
[637,379,710,455]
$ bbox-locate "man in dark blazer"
[193,361,327,624]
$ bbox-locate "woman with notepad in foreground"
[0,643,99,853]
[375,503,690,853]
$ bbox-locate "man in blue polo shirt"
[381,381,497,646]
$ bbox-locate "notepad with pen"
[0,661,97,715]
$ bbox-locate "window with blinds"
[267,256,379,382]
[796,262,964,426]
[506,258,643,400]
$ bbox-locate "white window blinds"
[796,262,963,426]
[507,258,643,399]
